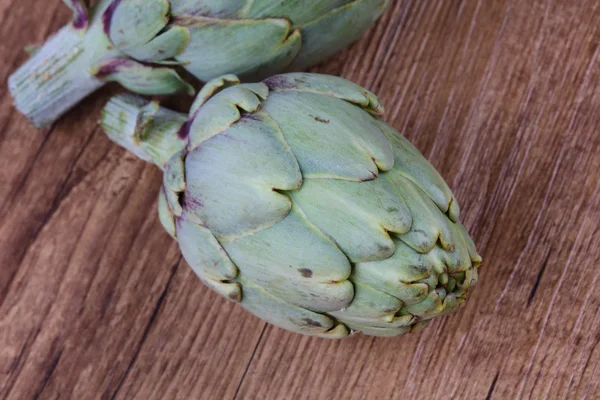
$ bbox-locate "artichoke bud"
[101,73,482,338]
[10,0,390,127]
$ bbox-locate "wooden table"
[1,1,599,399]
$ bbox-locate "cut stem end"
[101,94,189,169]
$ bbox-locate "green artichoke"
[101,73,482,338]
[9,0,389,128]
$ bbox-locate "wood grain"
[1,0,599,399]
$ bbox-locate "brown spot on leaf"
[377,243,392,253]
[298,268,313,278]
[302,318,322,327]
[264,75,295,90]
[311,115,330,124]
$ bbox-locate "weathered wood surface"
[1,1,599,399]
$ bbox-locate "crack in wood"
[528,250,551,306]
[485,372,499,400]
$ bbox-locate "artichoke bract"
[9,0,389,128]
[101,73,482,338]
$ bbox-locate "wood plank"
[1,0,599,399]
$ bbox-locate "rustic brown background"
[1,1,600,399]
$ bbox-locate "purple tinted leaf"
[63,0,89,30]
[177,118,194,139]
[92,58,195,96]
[93,58,129,78]
[102,0,122,36]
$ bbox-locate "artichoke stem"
[8,18,116,128]
[101,94,189,170]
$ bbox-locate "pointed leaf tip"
[63,0,89,30]
[190,74,241,116]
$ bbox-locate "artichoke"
[101,73,482,338]
[9,0,389,128]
